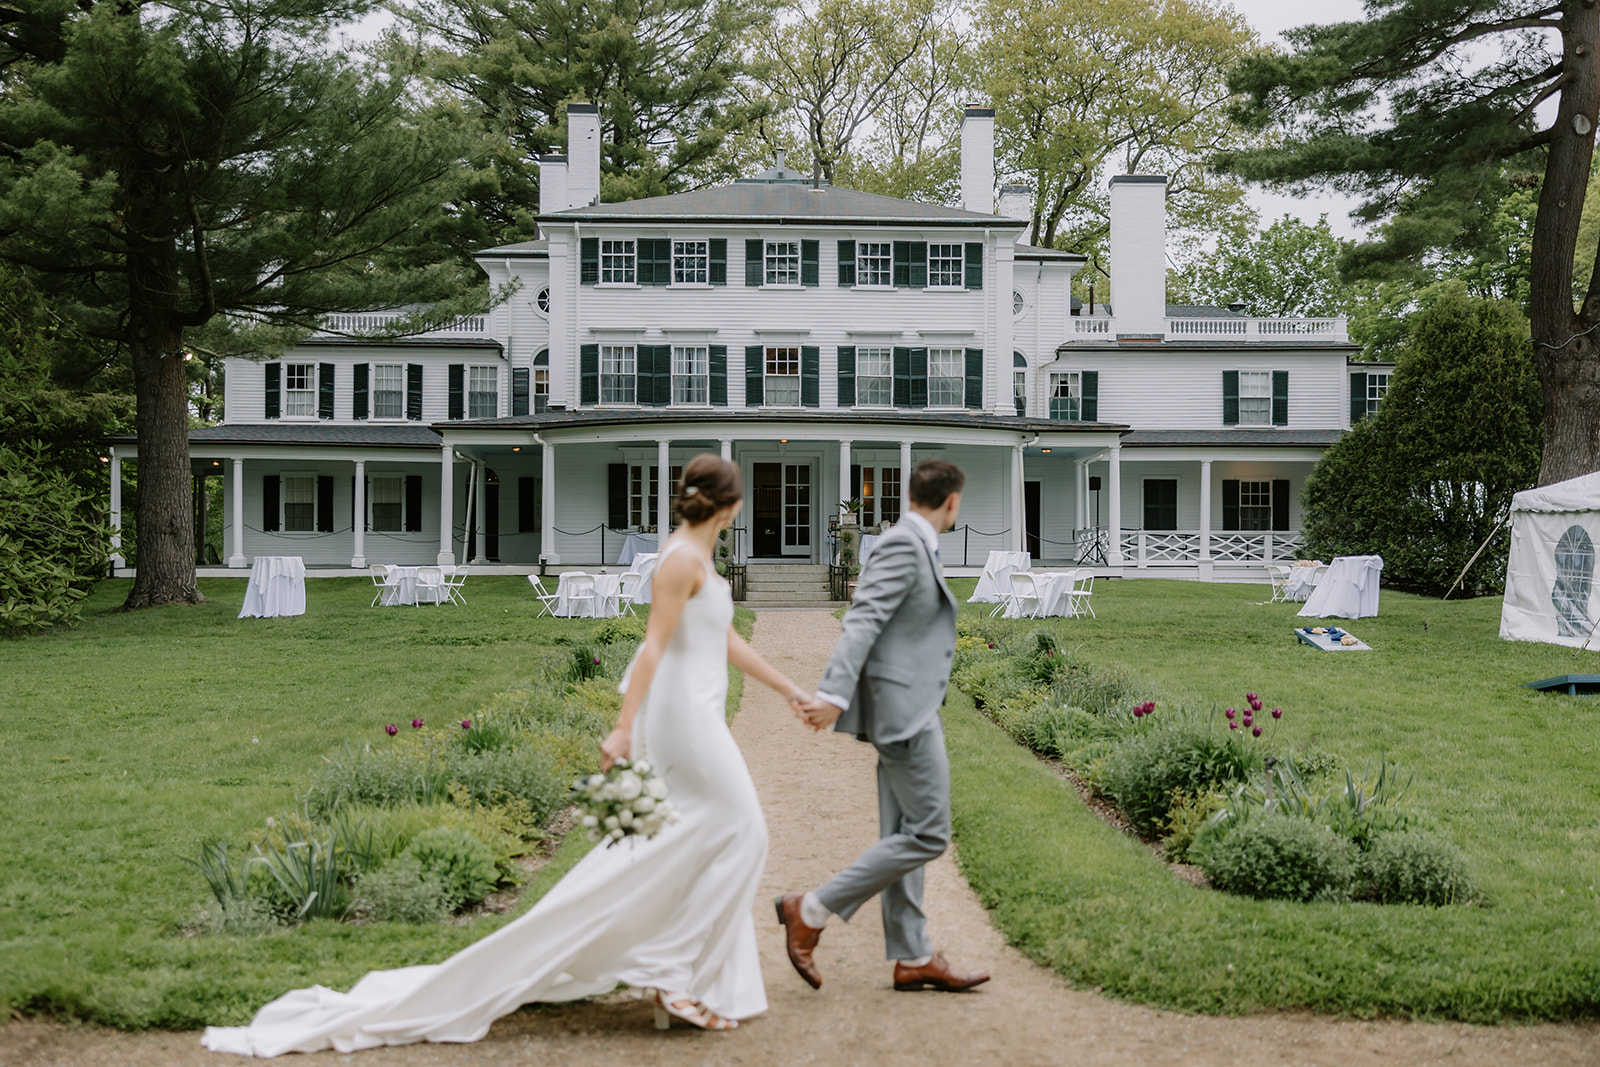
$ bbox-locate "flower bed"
[951,621,1476,906]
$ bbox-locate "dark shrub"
[1197,815,1354,902]
[1354,830,1476,906]
[1100,718,1261,837]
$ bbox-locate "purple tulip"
[1252,726,1262,737]
[1225,707,1236,720]
[384,724,398,736]
[460,719,472,730]
[592,655,601,665]
[1243,716,1253,729]
[411,718,424,729]
[1249,699,1263,713]
[1228,720,1238,730]
[1271,708,1282,719]
[1132,707,1143,718]
[987,642,995,650]
[1245,692,1257,702]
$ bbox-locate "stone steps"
[743,563,834,604]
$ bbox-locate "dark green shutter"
[352,363,369,420]
[837,240,856,286]
[512,367,530,415]
[580,344,599,405]
[909,242,927,288]
[262,475,280,531]
[1272,479,1291,531]
[1222,480,1240,531]
[653,345,672,406]
[518,476,537,533]
[965,243,983,289]
[709,345,727,405]
[837,345,856,406]
[608,464,628,529]
[1222,370,1239,425]
[405,475,423,532]
[801,345,820,407]
[581,237,599,284]
[264,362,280,418]
[893,346,911,406]
[909,347,928,408]
[406,364,423,420]
[316,475,334,532]
[745,239,763,286]
[964,347,983,409]
[641,239,670,285]
[1350,371,1368,424]
[893,242,912,288]
[447,363,465,420]
[801,240,819,286]
[745,345,764,406]
[1272,370,1289,426]
[636,348,652,406]
[709,238,727,285]
[318,363,335,420]
[1081,370,1099,422]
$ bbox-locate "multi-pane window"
[673,345,709,404]
[765,241,800,285]
[879,467,901,524]
[533,368,549,413]
[628,464,683,528]
[373,364,403,419]
[1013,370,1027,415]
[283,476,315,531]
[672,240,708,284]
[1366,372,1389,418]
[856,348,892,406]
[371,476,403,532]
[468,365,497,418]
[284,363,315,417]
[765,347,801,406]
[1238,371,1271,424]
[927,348,964,406]
[601,239,636,284]
[857,242,892,286]
[600,345,637,404]
[927,244,964,287]
[1050,372,1081,420]
[1238,481,1273,531]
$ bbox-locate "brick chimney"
[1108,175,1167,339]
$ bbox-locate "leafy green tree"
[0,0,485,609]
[1219,1,1600,486]
[1187,215,1348,317]
[1302,289,1542,596]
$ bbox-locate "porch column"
[540,440,558,564]
[719,438,732,462]
[228,457,246,568]
[656,439,671,543]
[351,460,366,568]
[472,461,488,564]
[108,448,125,569]
[838,439,852,521]
[1012,443,1026,553]
[900,439,913,501]
[438,444,455,566]
[1198,459,1212,562]
[1074,458,1086,534]
[1107,444,1124,565]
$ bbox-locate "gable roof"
[538,183,1028,228]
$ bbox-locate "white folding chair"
[1007,572,1042,619]
[443,565,468,606]
[368,563,395,607]
[528,574,561,618]
[564,573,597,617]
[1266,564,1293,603]
[414,566,448,606]
[985,568,1010,618]
[617,571,643,616]
[1068,573,1096,619]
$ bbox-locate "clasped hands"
[785,689,842,732]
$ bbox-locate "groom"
[776,459,989,993]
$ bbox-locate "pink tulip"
[1225,707,1236,720]
[1229,721,1238,730]
[1271,708,1282,719]
[384,724,398,736]
[411,718,424,729]
[460,719,472,730]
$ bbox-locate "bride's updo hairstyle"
[675,454,744,524]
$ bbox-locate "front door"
[782,463,812,557]
[753,463,783,557]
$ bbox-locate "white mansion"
[111,103,1384,580]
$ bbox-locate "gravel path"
[5,609,1600,1066]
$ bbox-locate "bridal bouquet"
[573,759,678,846]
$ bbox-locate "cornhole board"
[1522,674,1600,697]
[1294,625,1371,651]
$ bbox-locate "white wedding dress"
[203,541,768,1057]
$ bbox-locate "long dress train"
[202,541,767,1056]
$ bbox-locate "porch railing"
[1069,316,1348,343]
[319,311,487,336]
[1118,530,1305,566]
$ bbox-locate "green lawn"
[0,577,749,1029]
[945,576,1600,1020]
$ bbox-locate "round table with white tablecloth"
[239,556,306,618]
[554,572,622,618]
[969,550,1032,602]
[1298,555,1384,619]
[380,565,421,605]
[1001,569,1081,618]
[1283,562,1323,603]
[629,553,659,605]
[616,533,658,566]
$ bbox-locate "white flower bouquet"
[572,758,678,846]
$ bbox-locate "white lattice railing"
[320,312,487,336]
[1067,317,1348,343]
[1072,317,1113,336]
[1116,530,1305,565]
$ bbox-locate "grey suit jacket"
[819,522,958,745]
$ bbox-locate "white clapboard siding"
[224,350,510,426]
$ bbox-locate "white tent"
[1500,470,1600,648]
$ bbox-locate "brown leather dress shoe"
[773,894,824,989]
[892,953,990,992]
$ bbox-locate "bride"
[204,454,807,1056]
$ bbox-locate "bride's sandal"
[652,990,738,1031]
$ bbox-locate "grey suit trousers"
[814,719,950,960]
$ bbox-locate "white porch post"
[351,460,366,568]
[1107,444,1124,565]
[472,461,488,564]
[108,448,125,569]
[1199,459,1212,562]
[720,438,732,462]
[438,444,456,566]
[656,439,671,544]
[838,439,852,520]
[540,440,558,564]
[228,457,246,568]
[900,440,913,504]
[1074,458,1086,535]
[1011,443,1026,553]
